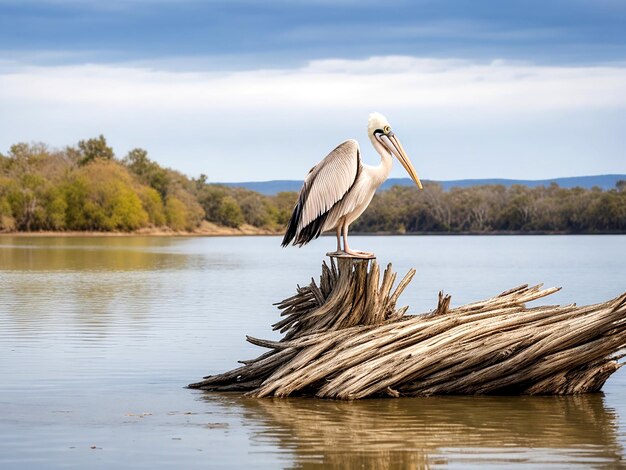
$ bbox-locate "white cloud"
[2,56,625,112]
[0,56,625,181]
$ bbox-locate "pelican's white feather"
[296,139,361,232]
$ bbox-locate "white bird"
[282,113,423,258]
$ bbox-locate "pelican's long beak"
[379,133,423,190]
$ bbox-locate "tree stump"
[189,257,626,399]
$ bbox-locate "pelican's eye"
[383,125,391,134]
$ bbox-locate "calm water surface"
[1,235,625,469]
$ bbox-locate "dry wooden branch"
[189,258,626,399]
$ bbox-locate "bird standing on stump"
[282,113,423,258]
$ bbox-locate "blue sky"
[0,0,625,182]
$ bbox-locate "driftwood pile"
[189,257,626,399]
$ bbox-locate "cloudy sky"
[0,0,625,182]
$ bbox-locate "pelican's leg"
[336,225,342,252]
[342,222,351,253]
[342,221,374,258]
[326,224,344,257]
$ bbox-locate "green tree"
[270,192,298,226]
[164,197,188,230]
[63,160,148,231]
[76,135,114,166]
[43,188,67,230]
[138,186,166,226]
[0,176,16,231]
[195,185,229,224]
[217,195,245,228]
[238,193,273,227]
[124,148,170,198]
[5,174,50,231]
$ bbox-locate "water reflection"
[202,393,624,469]
[0,236,239,321]
[0,237,233,345]
[0,236,200,272]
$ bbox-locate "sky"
[0,0,625,182]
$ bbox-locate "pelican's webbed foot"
[346,249,376,259]
[326,250,344,257]
[327,249,376,259]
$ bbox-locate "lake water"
[1,235,625,469]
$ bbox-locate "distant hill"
[218,174,626,195]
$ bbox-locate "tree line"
[1,136,624,233]
[0,136,295,232]
[352,181,626,233]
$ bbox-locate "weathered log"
[189,257,626,399]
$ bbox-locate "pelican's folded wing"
[282,139,361,247]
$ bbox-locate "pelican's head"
[368,112,392,137]
[368,112,423,190]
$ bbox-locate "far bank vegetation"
[0,137,295,233]
[1,136,625,234]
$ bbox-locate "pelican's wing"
[282,139,361,247]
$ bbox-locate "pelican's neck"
[364,134,393,185]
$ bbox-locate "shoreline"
[0,222,282,238]
[1,229,624,237]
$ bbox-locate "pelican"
[281,113,423,258]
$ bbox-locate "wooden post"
[272,256,414,340]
